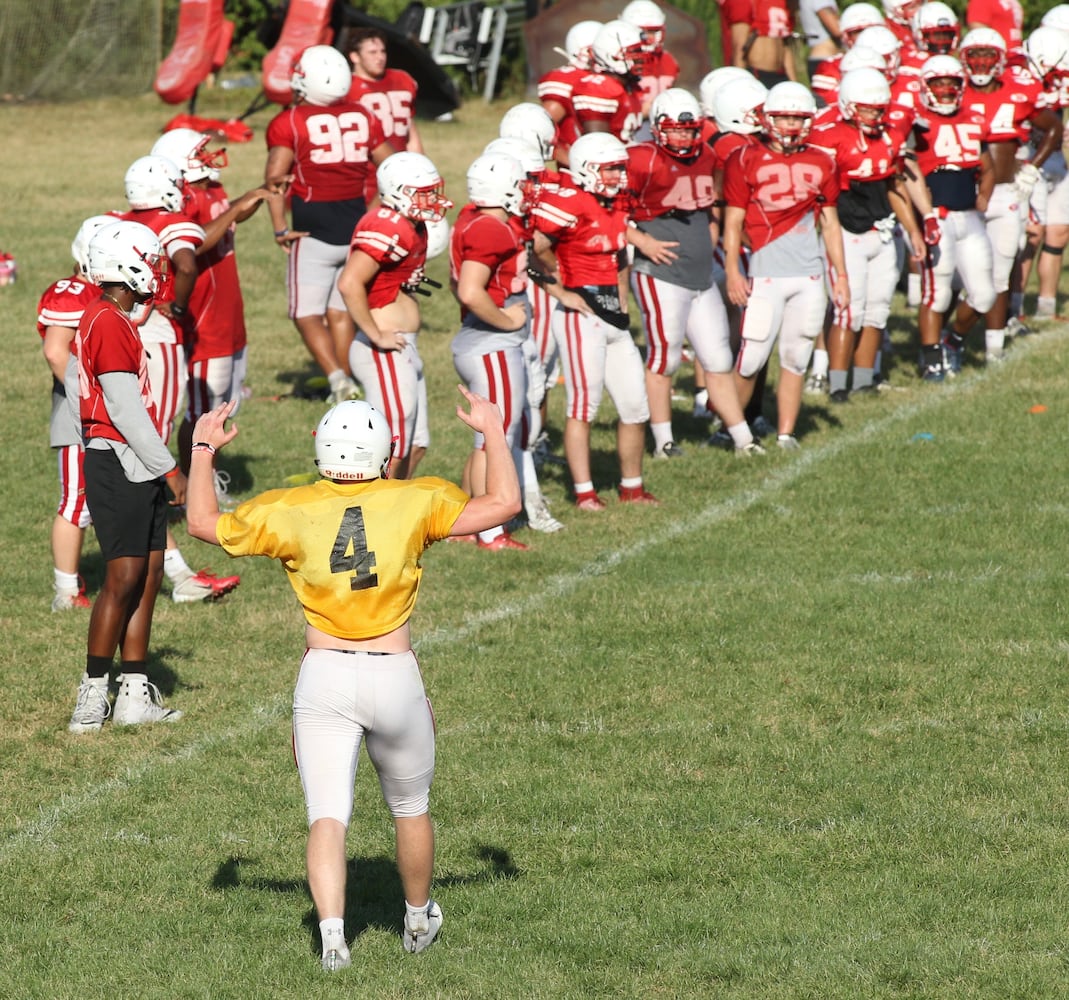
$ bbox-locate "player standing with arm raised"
[185,387,520,970]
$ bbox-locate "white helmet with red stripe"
[568,132,629,195]
[592,19,647,75]
[912,2,959,55]
[290,45,352,107]
[840,3,886,48]
[151,128,228,183]
[621,0,666,53]
[86,221,167,297]
[377,152,453,223]
[467,151,533,216]
[1024,26,1069,88]
[959,27,1007,87]
[650,87,703,157]
[839,67,892,135]
[919,54,966,115]
[125,154,185,213]
[761,81,817,152]
[712,75,769,134]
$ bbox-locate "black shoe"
[829,388,850,403]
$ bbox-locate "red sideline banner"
[155,0,227,105]
[261,0,335,106]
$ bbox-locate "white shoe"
[525,494,564,533]
[777,434,801,451]
[112,674,182,726]
[68,674,111,733]
[329,377,361,404]
[804,372,828,395]
[736,440,766,457]
[321,930,351,972]
[403,900,443,954]
[171,570,214,604]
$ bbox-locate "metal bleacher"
[419,1,525,101]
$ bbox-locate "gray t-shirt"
[632,211,714,291]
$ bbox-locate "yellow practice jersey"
[216,476,469,639]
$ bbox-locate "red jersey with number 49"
[531,183,628,287]
[722,143,839,252]
[37,275,100,339]
[965,67,1041,144]
[75,298,157,443]
[265,102,386,202]
[347,69,418,150]
[571,73,643,142]
[350,208,428,309]
[625,142,717,222]
[449,205,527,319]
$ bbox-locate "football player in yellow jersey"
[186,386,519,969]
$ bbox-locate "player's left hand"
[193,399,239,453]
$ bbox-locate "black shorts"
[83,447,168,560]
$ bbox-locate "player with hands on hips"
[185,387,520,970]
[339,152,453,480]
[722,82,850,450]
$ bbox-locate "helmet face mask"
[620,0,665,53]
[377,153,454,223]
[919,56,966,114]
[151,128,228,183]
[592,20,647,76]
[960,43,1005,86]
[839,67,892,134]
[314,400,394,482]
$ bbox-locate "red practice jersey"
[531,181,628,287]
[625,142,717,222]
[38,274,99,341]
[633,50,680,107]
[571,72,644,142]
[449,205,528,320]
[265,102,386,203]
[75,298,157,443]
[964,66,1042,145]
[751,0,792,38]
[964,0,1023,48]
[349,208,428,309]
[346,68,418,151]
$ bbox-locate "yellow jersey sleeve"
[216,476,469,639]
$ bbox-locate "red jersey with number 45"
[571,73,643,142]
[912,107,988,174]
[625,142,717,222]
[531,182,628,287]
[265,102,386,203]
[350,208,428,309]
[722,143,840,252]
[965,66,1041,144]
[449,205,527,319]
[76,299,157,444]
[37,275,100,340]
[347,69,418,150]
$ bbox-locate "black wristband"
[171,303,187,317]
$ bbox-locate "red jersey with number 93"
[722,143,839,254]
[265,102,386,202]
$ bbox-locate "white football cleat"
[112,674,182,726]
[68,674,111,733]
[403,900,443,954]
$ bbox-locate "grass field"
[3,87,1069,998]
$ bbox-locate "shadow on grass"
[211,842,520,953]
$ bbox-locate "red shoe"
[574,491,606,512]
[192,569,241,597]
[617,485,660,506]
[445,533,478,544]
[477,532,529,551]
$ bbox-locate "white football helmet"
[568,132,628,196]
[377,152,453,223]
[959,27,1007,87]
[713,76,769,134]
[592,19,647,76]
[124,155,185,213]
[919,54,965,115]
[854,25,902,77]
[761,82,817,151]
[881,0,921,27]
[650,88,703,157]
[565,20,602,69]
[1041,6,1069,33]
[620,0,666,53]
[71,215,116,277]
[499,102,557,160]
[839,2,886,47]
[291,45,352,107]
[314,400,393,481]
[839,67,892,135]
[839,44,887,76]
[699,66,751,117]
[467,151,532,215]
[151,127,227,183]
[912,2,959,55]
[1024,27,1069,87]
[484,137,545,178]
[86,221,166,297]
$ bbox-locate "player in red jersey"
[538,20,601,168]
[965,0,1023,50]
[531,132,667,510]
[150,128,268,480]
[880,0,921,57]
[628,88,762,458]
[67,221,185,733]
[39,217,110,612]
[571,20,646,144]
[744,0,797,87]
[265,45,394,405]
[722,82,850,449]
[960,29,1062,360]
[340,152,452,480]
[620,0,680,118]
[717,0,754,68]
[120,154,243,603]
[449,152,539,550]
[809,68,926,399]
[909,55,996,380]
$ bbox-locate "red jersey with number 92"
[265,102,386,202]
[722,143,839,252]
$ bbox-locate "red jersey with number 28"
[265,102,386,202]
[349,208,428,309]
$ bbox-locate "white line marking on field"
[3,332,1056,854]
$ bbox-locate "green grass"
[3,89,1069,998]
